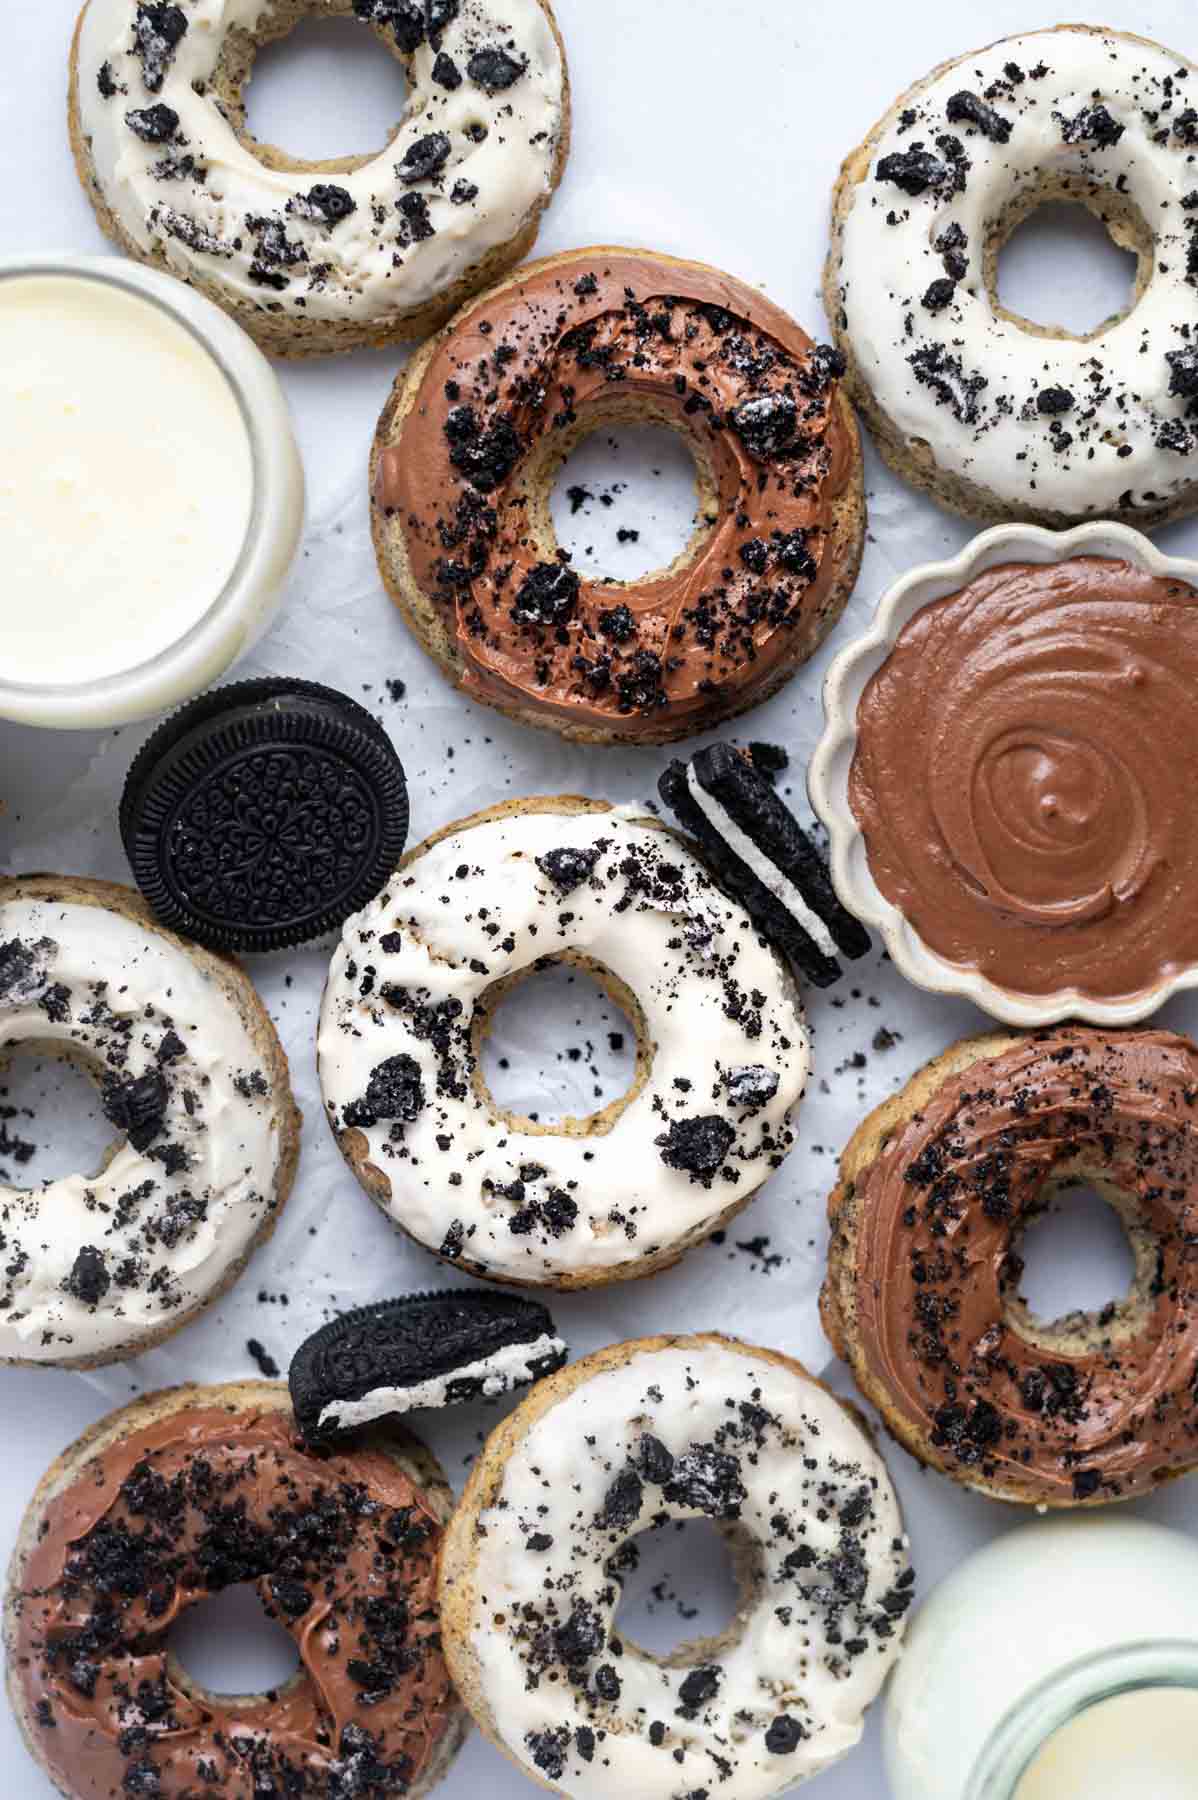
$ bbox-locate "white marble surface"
[3,2,1198,1796]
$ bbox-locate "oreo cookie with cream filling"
[659,741,869,986]
[289,1290,568,1443]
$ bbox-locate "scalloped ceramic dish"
[808,520,1198,1028]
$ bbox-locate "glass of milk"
[885,1516,1198,1800]
[0,254,304,727]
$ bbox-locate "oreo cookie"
[659,741,869,987]
[120,677,409,953]
[289,1290,568,1443]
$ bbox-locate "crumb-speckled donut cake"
[0,875,299,1367]
[439,1334,913,1796]
[825,24,1198,527]
[69,0,570,355]
[318,797,809,1288]
[371,247,864,742]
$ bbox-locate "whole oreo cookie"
[660,741,870,987]
[121,677,409,952]
[289,1290,568,1443]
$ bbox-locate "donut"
[317,797,809,1289]
[658,740,870,989]
[823,1026,1198,1507]
[5,1380,465,1798]
[0,876,299,1368]
[370,247,864,744]
[825,25,1198,528]
[289,1289,568,1441]
[68,0,570,357]
[120,677,410,953]
[438,1333,913,1797]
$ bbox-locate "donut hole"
[0,1047,115,1190]
[168,1582,301,1699]
[611,1518,759,1663]
[547,422,706,585]
[213,4,411,172]
[1001,1172,1153,1351]
[474,956,642,1130]
[988,184,1152,342]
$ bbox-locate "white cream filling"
[467,1342,911,1798]
[318,809,809,1281]
[316,1330,565,1429]
[686,761,840,962]
[0,897,284,1361]
[76,0,565,325]
[835,26,1198,516]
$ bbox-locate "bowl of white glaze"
[0,253,304,729]
[808,519,1198,1028]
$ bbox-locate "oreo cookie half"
[659,741,870,987]
[121,677,409,952]
[289,1290,568,1443]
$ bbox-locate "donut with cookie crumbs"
[69,0,570,355]
[0,875,298,1368]
[371,247,865,742]
[4,1381,465,1798]
[317,796,809,1288]
[438,1334,912,1797]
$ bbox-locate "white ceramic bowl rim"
[0,251,304,729]
[807,519,1198,1029]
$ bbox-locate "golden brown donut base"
[326,795,802,1290]
[822,22,1198,530]
[4,1381,467,1800]
[68,0,571,358]
[0,875,301,1370]
[371,246,866,745]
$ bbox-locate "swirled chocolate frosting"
[10,1404,455,1796]
[849,556,1198,999]
[375,253,856,732]
[835,1028,1198,1504]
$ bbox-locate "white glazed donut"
[826,25,1198,527]
[70,0,568,354]
[0,877,298,1366]
[439,1334,913,1798]
[317,799,809,1288]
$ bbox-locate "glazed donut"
[0,876,299,1367]
[825,25,1198,528]
[5,1380,464,1798]
[69,0,569,356]
[371,247,864,744]
[823,1026,1198,1507]
[317,797,809,1288]
[439,1334,912,1798]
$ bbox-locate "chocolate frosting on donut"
[11,1404,454,1797]
[839,1028,1198,1504]
[849,556,1198,999]
[377,253,855,731]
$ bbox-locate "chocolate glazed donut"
[5,1382,464,1798]
[823,1027,1198,1507]
[371,247,865,744]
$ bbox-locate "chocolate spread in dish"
[849,556,1198,1000]
[376,253,856,732]
[837,1027,1198,1505]
[10,1404,455,1797]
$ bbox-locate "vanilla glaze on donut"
[829,26,1198,523]
[317,803,809,1285]
[0,887,292,1362]
[443,1337,912,1796]
[74,0,565,332]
